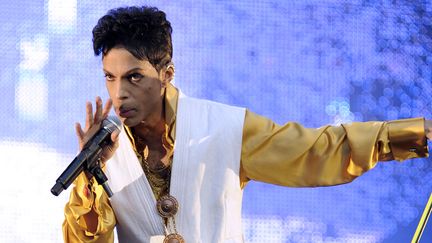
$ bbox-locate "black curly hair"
[92,6,173,71]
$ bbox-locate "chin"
[121,117,140,127]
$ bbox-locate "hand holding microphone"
[51,97,121,197]
[76,97,120,171]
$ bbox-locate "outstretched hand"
[75,97,120,168]
[425,120,432,140]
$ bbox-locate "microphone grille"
[103,116,122,132]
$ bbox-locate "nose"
[115,81,129,100]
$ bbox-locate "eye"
[104,73,114,81]
[128,73,143,82]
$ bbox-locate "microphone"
[51,116,121,197]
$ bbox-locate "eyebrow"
[103,67,144,77]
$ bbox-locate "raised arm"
[63,173,116,242]
[62,97,118,242]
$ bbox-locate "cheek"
[140,81,161,96]
[137,86,162,108]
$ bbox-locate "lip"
[118,107,136,118]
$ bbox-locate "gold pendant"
[157,194,179,218]
[164,233,185,243]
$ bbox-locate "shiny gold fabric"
[240,112,427,188]
[62,172,115,242]
[63,83,428,242]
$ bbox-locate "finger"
[101,98,113,119]
[94,96,103,124]
[111,140,119,153]
[100,130,120,164]
[75,123,84,140]
[85,101,93,131]
[111,129,120,143]
[109,131,120,152]
[75,123,84,149]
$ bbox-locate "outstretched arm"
[425,120,432,140]
[240,111,428,188]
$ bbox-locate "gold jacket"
[63,84,428,242]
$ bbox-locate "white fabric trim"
[105,129,165,242]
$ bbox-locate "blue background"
[1,1,432,242]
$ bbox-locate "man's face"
[102,47,165,127]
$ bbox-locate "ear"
[160,63,175,88]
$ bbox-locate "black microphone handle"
[50,152,87,196]
[92,166,113,197]
[51,130,110,196]
[51,116,121,197]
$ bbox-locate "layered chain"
[133,132,185,243]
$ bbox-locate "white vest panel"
[105,95,246,243]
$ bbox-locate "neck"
[133,101,166,147]
[134,118,166,143]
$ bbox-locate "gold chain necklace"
[132,132,184,242]
[133,132,171,200]
[142,150,171,200]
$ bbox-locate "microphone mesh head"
[103,116,122,132]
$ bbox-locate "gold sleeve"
[240,110,428,188]
[62,172,116,243]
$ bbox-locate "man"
[62,6,432,243]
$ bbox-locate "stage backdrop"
[1,1,432,242]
